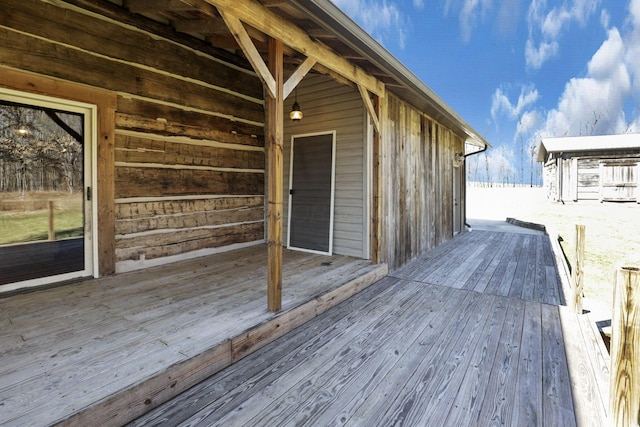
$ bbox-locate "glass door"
[0,90,95,291]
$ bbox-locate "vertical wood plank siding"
[0,0,266,271]
[382,95,464,270]
[283,75,366,258]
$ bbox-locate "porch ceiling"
[101,0,489,147]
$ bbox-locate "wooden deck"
[0,245,387,427]
[131,229,610,427]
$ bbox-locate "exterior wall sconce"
[290,89,303,121]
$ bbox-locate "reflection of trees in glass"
[0,103,83,194]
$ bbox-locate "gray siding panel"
[283,75,366,258]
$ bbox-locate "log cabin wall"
[282,75,368,258]
[1,0,266,273]
[381,94,464,270]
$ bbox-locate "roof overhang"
[538,134,640,162]
[108,0,490,149]
[288,0,489,148]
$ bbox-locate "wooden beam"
[570,224,585,313]
[358,84,381,134]
[266,38,284,312]
[370,95,382,264]
[283,57,316,100]
[173,18,226,35]
[205,0,385,97]
[220,10,276,99]
[127,0,200,13]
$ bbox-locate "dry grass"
[0,192,83,245]
[467,185,640,319]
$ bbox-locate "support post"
[266,38,284,312]
[610,266,640,427]
[48,200,55,241]
[370,95,382,264]
[570,224,585,313]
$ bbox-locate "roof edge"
[291,0,490,148]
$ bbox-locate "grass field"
[467,185,640,319]
[0,192,83,245]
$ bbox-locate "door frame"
[287,130,337,255]
[0,88,98,292]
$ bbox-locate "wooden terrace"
[131,227,610,426]
[0,246,386,426]
[1,226,610,426]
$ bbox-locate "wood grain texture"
[381,94,464,270]
[132,229,607,427]
[610,266,640,426]
[0,245,384,426]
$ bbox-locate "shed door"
[288,132,336,254]
[0,90,95,291]
[600,162,638,202]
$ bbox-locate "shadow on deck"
[0,245,387,426]
[131,228,610,427]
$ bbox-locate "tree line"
[0,103,83,195]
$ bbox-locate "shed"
[537,134,640,203]
[0,0,489,308]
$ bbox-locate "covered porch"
[0,245,386,426]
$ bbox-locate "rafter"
[283,57,316,100]
[127,0,201,13]
[173,18,226,35]
[358,84,380,134]
[220,10,276,98]
[204,0,385,97]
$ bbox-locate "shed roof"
[537,133,640,162]
[108,0,489,149]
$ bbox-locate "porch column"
[267,38,284,312]
[370,95,382,264]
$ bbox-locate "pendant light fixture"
[290,89,303,121]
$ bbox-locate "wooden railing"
[566,225,639,426]
[609,266,639,427]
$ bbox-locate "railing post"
[609,266,640,427]
[571,224,585,313]
[48,200,55,241]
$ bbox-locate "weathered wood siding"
[381,94,464,270]
[1,0,266,272]
[544,150,640,202]
[283,75,367,258]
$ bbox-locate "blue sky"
[332,0,640,184]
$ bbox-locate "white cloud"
[525,39,559,70]
[516,110,543,140]
[332,0,409,48]
[491,84,540,121]
[443,0,494,42]
[526,0,601,69]
[537,27,634,137]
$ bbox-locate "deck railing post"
[570,224,585,313]
[609,266,640,427]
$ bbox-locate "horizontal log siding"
[283,75,366,258]
[0,0,265,268]
[381,95,464,270]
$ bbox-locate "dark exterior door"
[288,132,335,254]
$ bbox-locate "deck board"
[0,245,385,426]
[131,228,608,427]
[2,227,610,426]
